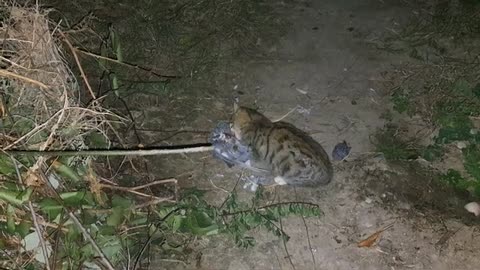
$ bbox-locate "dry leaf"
[358,223,394,248]
[87,165,106,207]
[23,169,43,187]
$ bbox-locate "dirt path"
[155,1,480,269]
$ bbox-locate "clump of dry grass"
[0,5,116,152]
[0,3,121,269]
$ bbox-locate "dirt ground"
[44,0,480,269]
[151,1,480,269]
[143,1,479,269]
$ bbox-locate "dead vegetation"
[0,3,120,269]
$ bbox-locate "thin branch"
[221,201,320,217]
[28,201,52,270]
[75,48,179,79]
[58,31,96,99]
[127,178,177,191]
[279,217,296,270]
[0,215,67,232]
[11,159,51,270]
[2,109,63,150]
[133,208,183,269]
[134,197,176,209]
[100,183,176,202]
[0,69,49,89]
[68,212,115,270]
[295,187,316,270]
[4,144,214,156]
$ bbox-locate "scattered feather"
[296,88,308,95]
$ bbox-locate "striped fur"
[231,106,333,187]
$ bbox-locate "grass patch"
[374,125,419,161]
[379,1,480,198]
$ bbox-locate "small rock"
[456,141,467,149]
[465,202,480,216]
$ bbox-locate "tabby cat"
[231,105,333,187]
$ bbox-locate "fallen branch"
[3,144,213,156]
[58,31,96,99]
[75,48,180,79]
[100,183,176,203]
[0,69,49,89]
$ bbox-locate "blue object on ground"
[332,140,351,161]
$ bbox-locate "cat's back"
[264,121,333,186]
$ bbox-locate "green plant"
[219,187,321,248]
[440,168,480,198]
[421,144,445,161]
[374,126,419,161]
[391,88,414,116]
[440,169,471,190]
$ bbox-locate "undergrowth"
[373,0,480,199]
[376,79,480,198]
[0,160,321,269]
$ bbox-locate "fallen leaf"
[358,223,394,248]
[24,169,43,187]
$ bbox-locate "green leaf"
[0,154,16,176]
[66,224,81,242]
[60,191,94,206]
[52,161,82,182]
[111,195,132,208]
[421,144,445,161]
[452,79,472,96]
[99,235,123,263]
[6,204,16,234]
[463,144,480,180]
[0,188,33,206]
[184,210,218,236]
[80,243,95,260]
[473,83,480,99]
[440,169,471,190]
[391,88,412,115]
[16,220,31,238]
[98,225,116,236]
[85,131,110,148]
[39,198,63,221]
[171,215,183,232]
[435,114,473,143]
[107,207,125,227]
